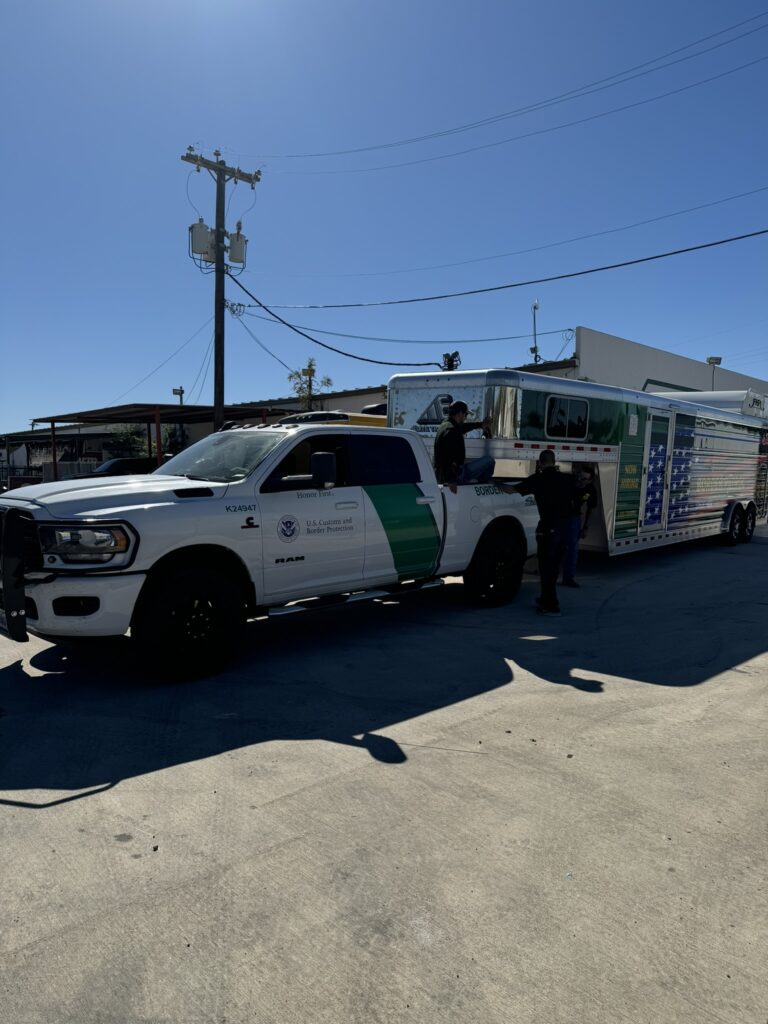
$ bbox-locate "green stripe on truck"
[363,484,441,580]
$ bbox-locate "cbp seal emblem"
[277,515,300,543]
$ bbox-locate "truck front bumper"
[1,507,146,641]
[22,573,147,639]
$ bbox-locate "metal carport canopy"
[30,403,291,479]
[34,403,234,427]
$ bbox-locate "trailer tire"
[724,504,744,546]
[463,529,525,607]
[739,504,757,543]
[132,566,246,675]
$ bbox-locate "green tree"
[287,358,333,411]
[105,425,147,457]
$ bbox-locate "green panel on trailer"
[614,405,647,538]
[520,392,632,445]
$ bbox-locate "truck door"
[349,433,445,584]
[258,433,365,601]
[640,412,673,531]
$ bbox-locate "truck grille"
[0,508,43,572]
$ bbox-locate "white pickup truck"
[0,425,537,670]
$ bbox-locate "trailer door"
[639,413,673,531]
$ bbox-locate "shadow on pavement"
[510,535,768,693]
[1,534,766,803]
[0,588,509,803]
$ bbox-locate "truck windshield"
[156,431,285,483]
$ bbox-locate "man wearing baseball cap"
[434,400,506,492]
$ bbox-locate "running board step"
[268,579,443,617]
[269,590,390,616]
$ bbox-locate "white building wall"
[573,327,768,395]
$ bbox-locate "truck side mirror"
[310,451,336,489]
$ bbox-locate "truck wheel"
[725,505,744,546]
[739,505,756,543]
[463,532,524,607]
[132,567,246,674]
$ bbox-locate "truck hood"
[0,474,229,518]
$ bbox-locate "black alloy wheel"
[133,567,246,674]
[463,532,525,606]
[726,505,744,546]
[740,505,756,543]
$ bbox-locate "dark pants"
[562,515,582,582]
[537,523,567,612]
[457,455,496,484]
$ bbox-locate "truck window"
[349,435,421,485]
[157,431,285,482]
[261,434,350,491]
[546,397,588,440]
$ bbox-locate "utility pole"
[181,147,261,430]
[530,300,541,364]
[706,355,722,390]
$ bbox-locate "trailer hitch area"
[0,508,29,642]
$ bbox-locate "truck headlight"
[38,524,133,565]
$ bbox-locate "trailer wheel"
[725,504,744,546]
[132,567,246,674]
[739,504,757,543]
[463,531,525,606]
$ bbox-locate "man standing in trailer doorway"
[509,450,575,615]
[562,465,597,587]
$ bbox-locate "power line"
[243,183,768,279]
[262,227,768,309]
[191,339,215,405]
[282,54,768,175]
[185,170,202,219]
[188,332,215,399]
[108,317,214,404]
[233,12,768,160]
[552,335,575,362]
[240,309,571,345]
[683,316,768,346]
[234,314,297,372]
[227,275,442,368]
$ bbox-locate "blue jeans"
[457,456,495,484]
[562,515,582,582]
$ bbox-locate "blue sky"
[1,0,766,431]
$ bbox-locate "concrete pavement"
[1,531,766,1023]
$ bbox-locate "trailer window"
[546,397,588,439]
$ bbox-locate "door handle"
[335,501,358,510]
[416,496,436,505]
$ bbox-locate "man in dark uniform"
[433,400,495,491]
[510,449,575,615]
[562,465,597,587]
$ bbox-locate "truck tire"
[132,567,246,674]
[739,504,757,543]
[724,504,744,546]
[463,531,525,607]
